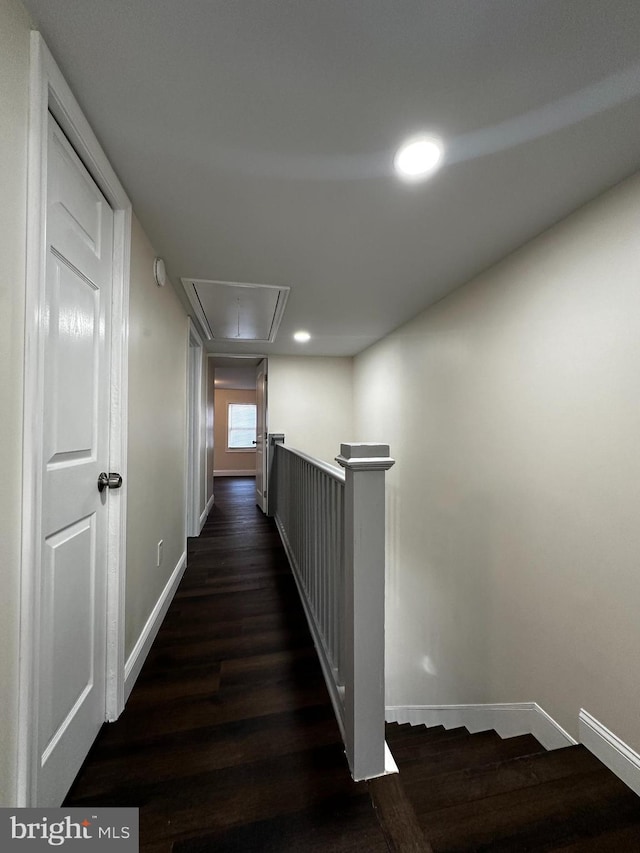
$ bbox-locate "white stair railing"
[268,436,395,781]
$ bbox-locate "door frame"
[207,353,268,500]
[18,33,132,806]
[186,320,203,537]
[255,358,269,513]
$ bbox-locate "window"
[227,403,257,450]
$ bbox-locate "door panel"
[40,516,95,751]
[44,257,99,466]
[38,114,114,805]
[49,127,106,271]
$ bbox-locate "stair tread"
[403,744,607,815]
[417,765,640,851]
[387,725,469,748]
[387,722,439,733]
[395,733,546,783]
[390,728,504,762]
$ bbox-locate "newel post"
[336,442,395,780]
[266,434,285,517]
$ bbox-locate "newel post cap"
[335,442,395,471]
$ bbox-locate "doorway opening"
[208,356,268,512]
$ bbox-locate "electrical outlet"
[157,539,163,567]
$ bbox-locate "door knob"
[98,472,123,492]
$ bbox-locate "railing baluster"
[337,479,342,680]
[321,475,328,646]
[330,480,337,674]
[316,472,327,646]
[308,463,313,604]
[315,467,320,620]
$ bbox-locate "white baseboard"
[124,550,187,702]
[214,469,256,477]
[579,709,640,797]
[385,702,576,751]
[199,493,214,532]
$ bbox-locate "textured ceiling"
[23,0,640,355]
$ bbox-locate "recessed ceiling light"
[394,135,443,181]
[294,330,311,343]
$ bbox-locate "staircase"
[369,721,640,851]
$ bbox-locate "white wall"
[268,356,354,465]
[0,0,32,806]
[354,173,640,752]
[125,216,188,658]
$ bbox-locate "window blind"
[228,403,257,449]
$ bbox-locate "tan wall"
[268,356,354,465]
[214,388,257,473]
[125,216,188,657]
[354,173,640,751]
[0,0,32,806]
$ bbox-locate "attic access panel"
[181,278,290,343]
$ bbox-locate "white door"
[37,115,115,805]
[255,359,268,512]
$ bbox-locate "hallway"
[65,477,388,851]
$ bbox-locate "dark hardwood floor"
[65,475,640,852]
[65,477,389,852]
